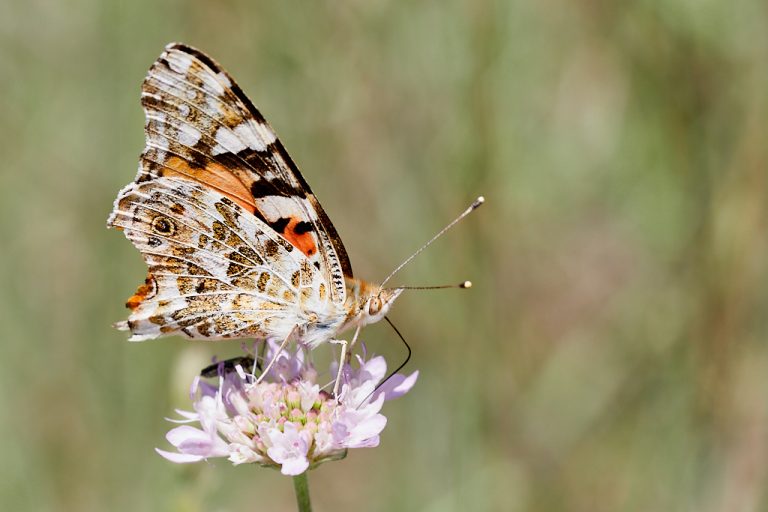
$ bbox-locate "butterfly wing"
[107,43,359,342]
[109,176,331,341]
[136,42,351,303]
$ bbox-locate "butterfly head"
[362,286,404,325]
[345,279,404,328]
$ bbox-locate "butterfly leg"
[251,340,267,380]
[330,338,348,399]
[345,325,362,364]
[256,326,298,384]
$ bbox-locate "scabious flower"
[157,340,418,475]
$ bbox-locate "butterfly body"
[109,43,404,349]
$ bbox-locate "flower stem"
[292,472,312,512]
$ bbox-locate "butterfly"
[108,43,479,388]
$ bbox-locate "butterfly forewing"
[137,43,351,304]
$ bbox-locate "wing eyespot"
[151,216,176,235]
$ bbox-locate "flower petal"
[155,448,206,463]
[373,370,419,401]
[264,339,304,382]
[228,443,263,465]
[279,456,310,475]
[332,404,388,449]
[265,423,311,475]
[360,355,387,382]
[166,425,208,446]
[164,425,229,458]
[298,382,320,412]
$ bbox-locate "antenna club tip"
[471,196,485,209]
[461,280,472,289]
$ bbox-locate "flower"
[157,340,418,475]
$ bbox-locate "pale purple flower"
[157,340,418,475]
[264,422,312,475]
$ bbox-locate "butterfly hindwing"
[137,43,351,304]
[109,176,326,341]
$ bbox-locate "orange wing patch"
[163,156,257,214]
[126,274,158,310]
[273,216,317,257]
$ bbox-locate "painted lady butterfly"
[108,43,480,386]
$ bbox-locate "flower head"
[157,340,418,475]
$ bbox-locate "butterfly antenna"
[395,281,473,290]
[380,196,484,287]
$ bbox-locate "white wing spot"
[152,137,169,151]
[141,91,162,102]
[178,104,190,117]
[167,52,193,74]
[254,122,277,146]
[178,124,202,147]
[213,126,247,155]
[231,123,266,151]
[217,72,232,88]
[254,195,312,220]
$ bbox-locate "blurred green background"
[2,0,768,510]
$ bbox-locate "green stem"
[292,472,312,512]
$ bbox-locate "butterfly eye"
[151,216,176,235]
[368,297,383,316]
